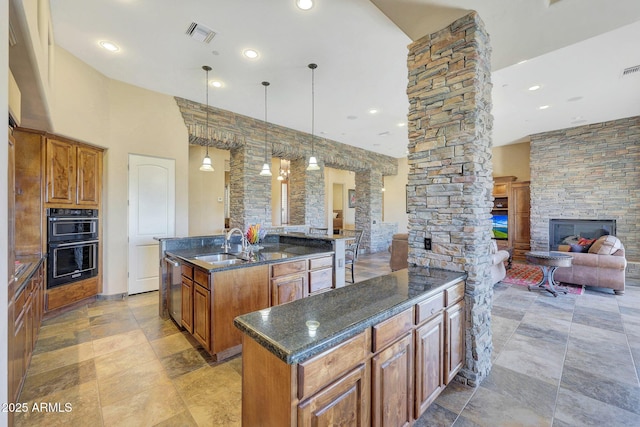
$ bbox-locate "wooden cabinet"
[511,181,531,260]
[414,312,445,415]
[270,255,334,306]
[493,176,530,260]
[240,280,466,426]
[212,265,269,359]
[45,136,102,208]
[372,333,413,427]
[298,363,370,426]
[193,282,211,350]
[181,280,193,333]
[9,261,45,406]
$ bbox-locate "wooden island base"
[237,273,466,427]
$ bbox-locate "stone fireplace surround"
[530,115,639,279]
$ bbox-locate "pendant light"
[199,65,214,172]
[259,81,272,176]
[307,63,320,171]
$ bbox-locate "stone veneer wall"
[407,12,494,386]
[530,116,640,267]
[175,97,398,252]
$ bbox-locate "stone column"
[354,169,383,253]
[228,141,273,230]
[289,158,326,227]
[407,11,494,386]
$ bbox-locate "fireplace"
[549,219,616,251]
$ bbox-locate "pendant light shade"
[200,65,214,172]
[307,63,320,171]
[259,81,272,176]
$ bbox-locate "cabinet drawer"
[445,282,465,306]
[415,292,444,325]
[309,268,333,294]
[181,264,193,279]
[298,330,370,399]
[194,268,209,290]
[372,308,413,353]
[309,255,333,270]
[272,260,307,278]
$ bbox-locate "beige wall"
[324,168,356,229]
[492,140,531,181]
[52,46,189,296]
[383,156,409,234]
[189,145,228,235]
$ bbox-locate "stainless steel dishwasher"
[164,257,182,325]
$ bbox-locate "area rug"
[502,263,584,295]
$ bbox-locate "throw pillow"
[569,244,586,252]
[588,235,622,255]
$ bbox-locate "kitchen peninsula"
[157,231,351,361]
[234,266,467,426]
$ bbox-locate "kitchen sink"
[194,253,238,263]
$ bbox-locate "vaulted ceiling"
[39,0,640,157]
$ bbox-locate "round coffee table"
[525,251,573,297]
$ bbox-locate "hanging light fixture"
[259,81,272,176]
[199,65,214,172]
[307,63,320,171]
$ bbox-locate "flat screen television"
[492,214,508,240]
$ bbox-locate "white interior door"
[128,154,175,295]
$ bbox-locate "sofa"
[490,240,510,285]
[554,235,627,295]
[389,233,408,271]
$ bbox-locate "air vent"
[622,65,640,77]
[9,22,17,47]
[185,22,216,44]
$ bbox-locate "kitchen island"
[234,266,467,426]
[157,232,351,361]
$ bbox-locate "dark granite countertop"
[166,242,334,273]
[13,256,45,296]
[234,266,466,364]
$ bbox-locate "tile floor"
[14,253,640,426]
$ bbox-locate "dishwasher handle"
[164,257,180,268]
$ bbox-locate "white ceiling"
[49,0,640,158]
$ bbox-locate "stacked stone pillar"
[289,158,326,227]
[407,11,494,386]
[354,170,383,253]
[228,142,273,230]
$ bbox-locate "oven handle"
[48,217,98,221]
[51,239,99,248]
[164,257,180,268]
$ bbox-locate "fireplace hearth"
[549,219,616,251]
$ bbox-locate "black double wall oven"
[47,208,99,288]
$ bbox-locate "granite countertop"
[234,266,466,364]
[166,242,334,273]
[13,256,45,296]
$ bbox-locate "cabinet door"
[272,273,307,306]
[445,300,465,384]
[511,182,531,252]
[76,146,101,206]
[372,334,413,427]
[309,267,333,294]
[181,278,193,333]
[46,138,76,204]
[298,362,370,427]
[415,312,444,417]
[193,284,211,351]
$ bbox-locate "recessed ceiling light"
[243,49,259,59]
[517,60,528,65]
[397,122,406,127]
[210,81,223,88]
[296,0,313,10]
[369,108,378,114]
[538,105,550,110]
[528,85,541,91]
[99,41,119,52]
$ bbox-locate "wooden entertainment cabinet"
[493,176,531,261]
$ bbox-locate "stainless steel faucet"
[223,228,248,253]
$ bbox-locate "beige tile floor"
[14,253,640,426]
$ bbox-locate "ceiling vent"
[185,22,216,44]
[621,65,640,77]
